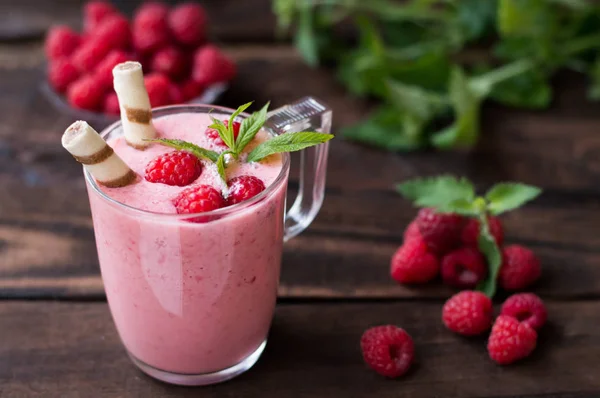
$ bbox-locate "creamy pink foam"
[100,112,283,212]
[87,111,287,374]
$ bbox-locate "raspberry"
[461,215,504,247]
[442,290,493,336]
[360,325,414,378]
[499,245,541,291]
[94,50,130,89]
[103,92,120,115]
[416,208,464,254]
[500,293,547,331]
[205,120,241,147]
[403,221,421,242]
[72,37,111,72]
[96,14,131,50]
[169,83,184,104]
[440,247,487,289]
[192,45,236,86]
[132,2,171,54]
[487,315,537,365]
[84,1,117,33]
[150,46,188,80]
[67,75,105,111]
[173,185,225,217]
[390,238,439,284]
[144,73,172,108]
[48,58,80,93]
[180,79,205,101]
[168,2,207,47]
[145,151,202,186]
[45,25,81,60]
[226,176,266,206]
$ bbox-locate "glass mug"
[84,97,331,386]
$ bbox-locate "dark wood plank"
[2,45,600,299]
[1,300,599,397]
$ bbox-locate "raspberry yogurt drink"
[61,62,333,386]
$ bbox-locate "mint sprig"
[147,101,335,185]
[396,175,542,297]
[144,139,219,162]
[247,131,334,163]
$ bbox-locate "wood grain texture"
[0,300,599,398]
[1,45,600,299]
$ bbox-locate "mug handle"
[266,97,332,242]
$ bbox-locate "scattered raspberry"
[132,2,171,54]
[360,325,414,378]
[501,293,547,331]
[440,247,487,289]
[416,208,464,254]
[461,215,504,247]
[205,120,241,147]
[442,290,493,336]
[192,45,236,86]
[499,245,541,291]
[67,74,105,111]
[390,238,439,284]
[487,315,537,365]
[173,185,225,217]
[96,14,131,50]
[150,46,188,80]
[168,2,207,47]
[72,37,111,72]
[144,73,172,107]
[169,83,184,104]
[94,50,130,89]
[103,92,120,115]
[84,1,117,33]
[226,176,266,206]
[48,58,80,93]
[180,79,205,101]
[403,221,421,242]
[145,151,202,186]
[45,25,81,60]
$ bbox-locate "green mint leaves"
[144,139,219,162]
[247,131,334,163]
[276,1,600,152]
[397,175,542,297]
[148,101,334,184]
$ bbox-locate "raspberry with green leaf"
[397,175,541,298]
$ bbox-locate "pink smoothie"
[86,111,288,374]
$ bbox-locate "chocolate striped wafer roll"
[112,61,157,149]
[62,121,136,188]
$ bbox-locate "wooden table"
[2,1,600,397]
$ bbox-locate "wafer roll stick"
[62,121,136,188]
[113,61,157,148]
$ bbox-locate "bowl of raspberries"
[43,1,235,126]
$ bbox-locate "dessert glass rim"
[84,103,291,221]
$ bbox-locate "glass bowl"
[41,80,228,129]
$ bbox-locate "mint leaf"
[216,152,228,184]
[342,106,425,151]
[489,69,552,109]
[476,215,503,298]
[228,101,253,150]
[456,0,498,42]
[437,198,480,216]
[247,132,333,163]
[396,175,475,208]
[236,102,270,153]
[208,118,233,149]
[145,139,219,163]
[498,0,556,38]
[485,183,542,215]
[386,79,449,121]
